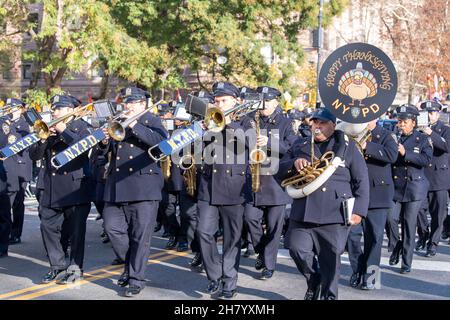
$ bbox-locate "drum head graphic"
[319,43,397,123]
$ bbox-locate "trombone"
[148,100,262,162]
[33,103,94,140]
[0,104,26,117]
[106,100,163,141]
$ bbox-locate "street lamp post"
[316,0,324,107]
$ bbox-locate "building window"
[22,63,32,80]
[27,13,39,35]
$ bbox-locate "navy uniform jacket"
[0,126,7,195]
[364,125,398,209]
[101,112,167,203]
[165,161,184,193]
[278,130,370,224]
[29,119,94,208]
[197,120,251,206]
[392,130,433,202]
[0,116,33,192]
[423,120,450,191]
[299,124,312,138]
[240,107,297,206]
[90,147,108,203]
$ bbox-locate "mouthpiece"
[314,129,322,136]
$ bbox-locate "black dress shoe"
[9,237,21,245]
[165,236,177,250]
[361,282,376,290]
[42,269,66,284]
[255,254,264,270]
[206,279,222,295]
[0,251,8,258]
[111,258,125,265]
[161,231,170,238]
[220,289,237,299]
[400,267,411,274]
[260,268,274,280]
[117,271,129,287]
[415,238,426,251]
[389,252,400,266]
[56,271,84,285]
[189,252,202,267]
[349,272,361,288]
[124,285,142,297]
[177,242,189,252]
[154,222,162,233]
[243,248,255,257]
[304,284,321,300]
[425,248,436,257]
[442,231,449,240]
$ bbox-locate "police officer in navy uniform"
[29,94,94,284]
[287,109,305,136]
[346,118,398,289]
[241,86,296,280]
[298,108,313,138]
[99,87,167,297]
[279,107,369,300]
[196,81,250,299]
[0,115,12,258]
[386,105,432,273]
[0,98,33,245]
[416,100,450,257]
[179,90,214,268]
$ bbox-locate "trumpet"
[33,103,94,140]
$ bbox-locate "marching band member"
[386,105,432,273]
[99,87,167,297]
[417,100,450,257]
[0,115,11,258]
[279,107,369,300]
[241,86,296,280]
[29,94,94,284]
[0,98,33,246]
[346,119,398,289]
[196,81,250,299]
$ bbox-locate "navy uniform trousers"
[8,180,27,239]
[289,221,350,300]
[0,195,11,253]
[103,201,159,288]
[197,200,244,292]
[347,209,389,278]
[179,189,200,252]
[387,200,423,268]
[39,204,91,270]
[244,204,286,270]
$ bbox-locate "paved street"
[0,201,449,300]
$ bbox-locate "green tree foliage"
[107,0,347,97]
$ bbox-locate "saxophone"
[161,156,172,180]
[180,154,196,197]
[249,111,267,193]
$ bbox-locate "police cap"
[50,95,75,109]
[120,87,151,103]
[396,104,420,120]
[212,82,240,98]
[310,107,336,123]
[256,86,281,101]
